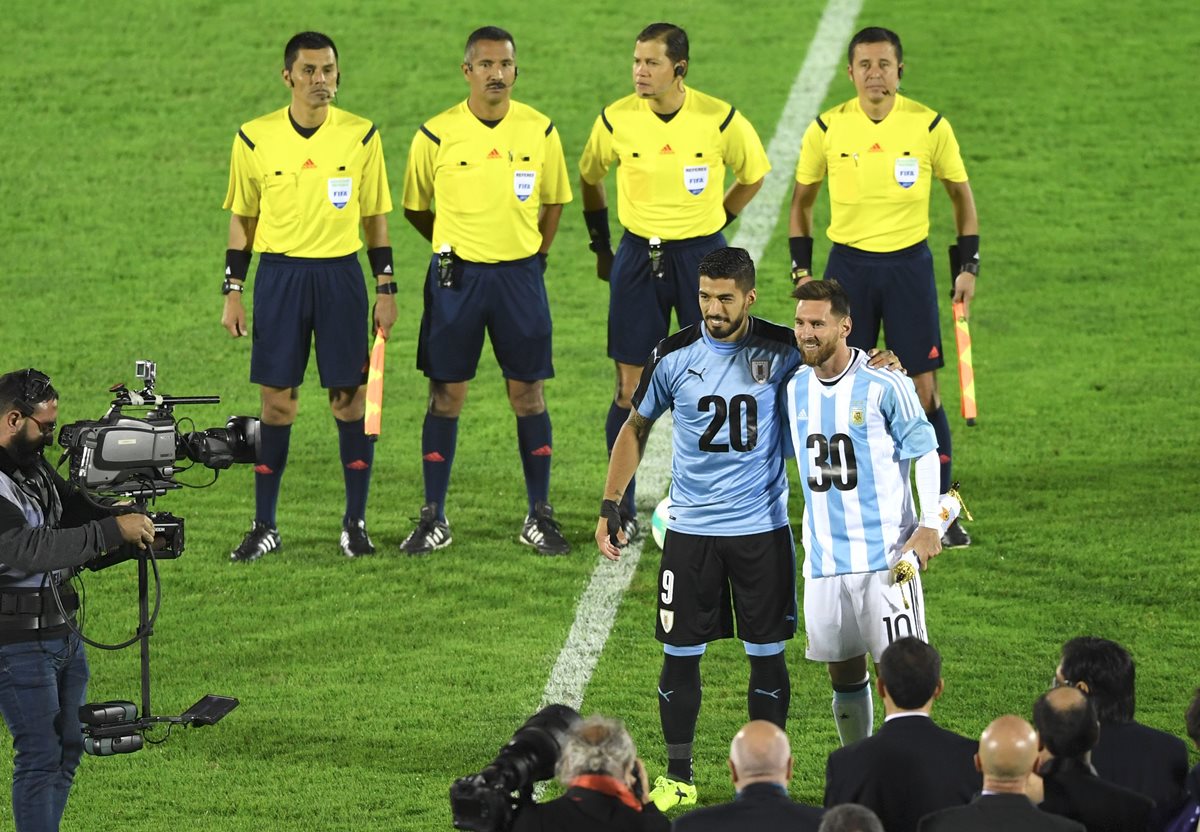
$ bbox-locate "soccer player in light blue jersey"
[784,279,943,747]
[596,247,797,811]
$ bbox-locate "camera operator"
[0,369,153,832]
[512,715,670,832]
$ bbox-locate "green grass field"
[3,0,1199,829]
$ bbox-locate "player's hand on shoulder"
[866,348,906,374]
[902,525,942,569]
[221,296,247,338]
[595,248,614,281]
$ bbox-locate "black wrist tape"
[225,249,252,282]
[584,209,611,251]
[723,208,737,230]
[789,236,813,271]
[367,246,394,277]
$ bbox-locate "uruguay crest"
[751,358,770,384]
[659,609,674,634]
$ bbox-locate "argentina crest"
[850,401,866,426]
[513,170,536,202]
[750,358,770,384]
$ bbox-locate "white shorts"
[803,553,928,663]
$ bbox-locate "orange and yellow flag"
[364,328,386,440]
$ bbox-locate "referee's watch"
[959,261,979,276]
[222,279,245,295]
[790,267,811,285]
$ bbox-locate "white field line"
[537,0,864,722]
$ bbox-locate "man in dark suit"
[1057,636,1189,828]
[674,720,822,831]
[919,716,1085,832]
[1033,686,1153,832]
[824,638,980,832]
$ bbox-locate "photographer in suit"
[0,369,153,832]
[512,714,669,831]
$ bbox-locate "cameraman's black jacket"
[0,446,122,641]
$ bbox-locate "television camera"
[55,360,254,754]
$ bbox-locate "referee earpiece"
[673,64,684,78]
[513,66,519,78]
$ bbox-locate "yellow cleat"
[648,774,697,812]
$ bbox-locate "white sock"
[832,677,873,745]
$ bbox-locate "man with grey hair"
[674,720,822,830]
[820,804,885,832]
[512,715,669,831]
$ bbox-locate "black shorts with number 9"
[655,526,798,647]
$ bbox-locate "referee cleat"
[942,518,972,549]
[648,775,697,812]
[519,501,571,556]
[339,518,375,558]
[399,503,452,556]
[231,521,281,563]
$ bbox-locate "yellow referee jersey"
[795,94,968,252]
[579,89,770,241]
[402,100,572,264]
[223,105,392,258]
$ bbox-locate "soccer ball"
[651,498,671,549]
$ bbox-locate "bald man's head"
[729,720,792,788]
[1034,685,1099,759]
[978,715,1038,782]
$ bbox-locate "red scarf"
[569,774,643,812]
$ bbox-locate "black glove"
[600,499,623,548]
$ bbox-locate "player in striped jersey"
[784,279,944,746]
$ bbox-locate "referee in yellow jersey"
[789,26,978,548]
[579,22,770,538]
[399,27,573,557]
[221,31,396,562]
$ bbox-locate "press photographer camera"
[451,704,581,831]
[451,706,666,832]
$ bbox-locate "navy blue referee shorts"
[608,230,726,366]
[250,253,369,389]
[416,253,553,383]
[824,240,945,376]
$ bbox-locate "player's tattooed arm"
[627,410,654,457]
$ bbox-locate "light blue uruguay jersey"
[633,317,801,536]
[784,348,938,578]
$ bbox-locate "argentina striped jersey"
[784,349,937,578]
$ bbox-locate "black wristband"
[788,236,813,271]
[225,249,252,282]
[600,499,622,543]
[584,209,612,253]
[367,246,394,278]
[723,208,737,230]
[956,235,979,275]
[375,282,398,295]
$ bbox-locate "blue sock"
[254,424,291,527]
[516,412,552,512]
[929,404,953,493]
[606,402,635,517]
[422,414,458,518]
[336,417,373,523]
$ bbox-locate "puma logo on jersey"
[686,368,706,381]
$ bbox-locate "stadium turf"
[2,0,1197,828]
